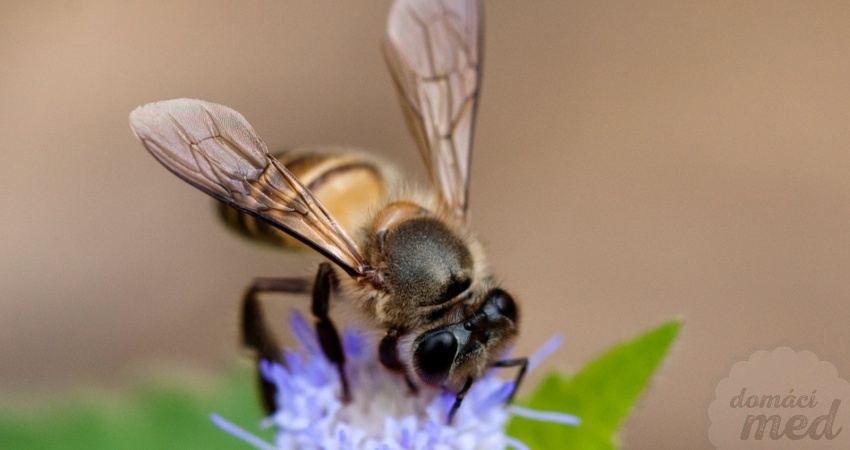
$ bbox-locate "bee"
[129,0,527,423]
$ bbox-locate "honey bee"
[129,0,527,423]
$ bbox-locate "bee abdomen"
[217,147,392,249]
[218,199,289,246]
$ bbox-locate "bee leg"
[492,357,529,403]
[448,377,474,424]
[310,262,352,403]
[404,374,419,395]
[241,276,312,414]
[379,328,419,395]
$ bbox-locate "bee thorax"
[381,217,473,311]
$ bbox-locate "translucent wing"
[129,99,373,279]
[385,0,482,218]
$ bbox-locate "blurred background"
[3,1,850,448]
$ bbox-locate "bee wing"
[384,0,482,218]
[129,99,373,278]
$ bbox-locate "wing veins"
[386,0,481,217]
[130,99,374,280]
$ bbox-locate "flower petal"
[210,413,276,450]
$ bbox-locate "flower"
[212,310,579,450]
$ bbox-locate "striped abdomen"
[218,147,393,250]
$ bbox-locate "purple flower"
[213,311,578,449]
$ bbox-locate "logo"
[709,347,850,449]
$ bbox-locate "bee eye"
[485,289,517,322]
[413,329,458,385]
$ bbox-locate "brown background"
[3,1,850,448]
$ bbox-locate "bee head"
[409,288,519,388]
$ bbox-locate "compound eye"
[413,329,458,386]
[485,288,517,322]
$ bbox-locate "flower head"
[213,310,578,450]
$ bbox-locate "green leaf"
[0,369,271,450]
[507,319,682,450]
